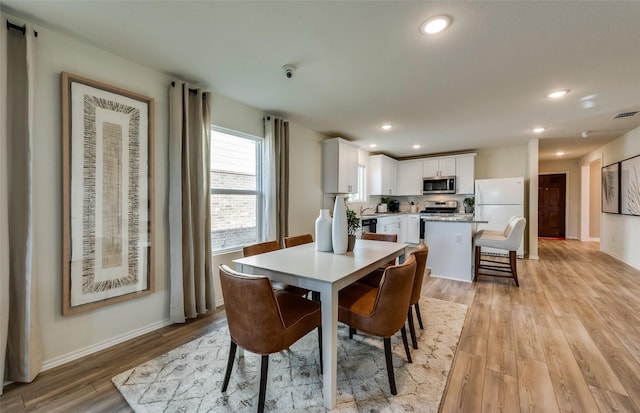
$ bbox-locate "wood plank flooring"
[2,239,640,412]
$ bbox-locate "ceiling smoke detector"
[282,64,297,79]
[581,131,590,138]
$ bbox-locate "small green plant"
[463,196,475,207]
[346,205,361,236]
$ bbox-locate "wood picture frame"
[62,72,155,315]
[601,162,620,214]
[621,154,640,216]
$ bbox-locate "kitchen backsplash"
[325,194,471,215]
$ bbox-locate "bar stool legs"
[474,245,520,287]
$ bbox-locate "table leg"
[320,284,338,409]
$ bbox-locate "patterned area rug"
[112,297,467,412]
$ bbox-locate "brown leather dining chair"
[359,232,398,287]
[283,233,314,248]
[243,240,309,297]
[282,234,320,301]
[337,255,416,395]
[406,243,429,349]
[219,265,322,413]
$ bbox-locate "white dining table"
[232,238,408,409]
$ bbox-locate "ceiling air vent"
[613,110,639,119]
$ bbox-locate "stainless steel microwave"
[423,176,456,194]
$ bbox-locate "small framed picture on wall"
[601,162,620,214]
[621,155,640,216]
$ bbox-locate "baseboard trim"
[589,237,600,242]
[41,318,173,372]
[601,249,640,272]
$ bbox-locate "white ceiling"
[4,1,640,161]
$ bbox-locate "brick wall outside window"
[211,170,258,250]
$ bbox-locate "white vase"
[332,195,348,254]
[315,209,333,252]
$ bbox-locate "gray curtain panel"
[0,20,43,392]
[263,116,289,244]
[168,82,215,323]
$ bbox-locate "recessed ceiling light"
[533,127,546,133]
[556,151,565,156]
[413,144,421,149]
[421,16,452,34]
[369,143,377,148]
[381,124,393,130]
[546,89,569,99]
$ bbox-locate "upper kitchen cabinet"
[397,160,423,196]
[423,157,456,177]
[455,154,476,194]
[322,137,359,194]
[369,154,398,195]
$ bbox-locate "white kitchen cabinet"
[397,160,423,196]
[406,214,420,244]
[322,137,359,193]
[455,154,475,194]
[423,157,456,177]
[369,154,398,195]
[377,215,404,242]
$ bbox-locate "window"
[349,165,367,202]
[210,127,262,253]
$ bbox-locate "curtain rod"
[6,20,38,37]
[171,81,206,98]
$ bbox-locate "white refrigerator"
[475,177,525,257]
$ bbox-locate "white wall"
[288,123,325,236]
[475,145,528,180]
[2,13,173,365]
[580,126,640,270]
[539,158,581,239]
[4,11,325,367]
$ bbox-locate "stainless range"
[419,201,458,239]
[420,200,458,216]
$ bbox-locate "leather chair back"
[365,255,416,337]
[362,232,397,242]
[220,265,296,355]
[409,244,429,306]
[243,240,281,257]
[283,234,313,248]
[362,232,398,267]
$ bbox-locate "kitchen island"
[422,216,488,282]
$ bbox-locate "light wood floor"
[2,239,640,412]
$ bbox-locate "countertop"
[359,212,487,223]
[359,211,421,218]
[421,215,488,223]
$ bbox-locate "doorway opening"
[588,159,601,241]
[538,173,567,238]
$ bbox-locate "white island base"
[424,220,478,282]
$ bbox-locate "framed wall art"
[621,154,640,216]
[601,162,620,214]
[62,72,155,315]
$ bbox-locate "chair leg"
[400,326,412,363]
[349,327,356,339]
[414,302,424,329]
[510,250,519,287]
[258,355,269,413]
[221,340,237,392]
[474,245,481,282]
[317,326,323,374]
[407,307,418,349]
[383,337,397,395]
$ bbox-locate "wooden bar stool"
[474,217,526,287]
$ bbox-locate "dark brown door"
[538,174,566,238]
